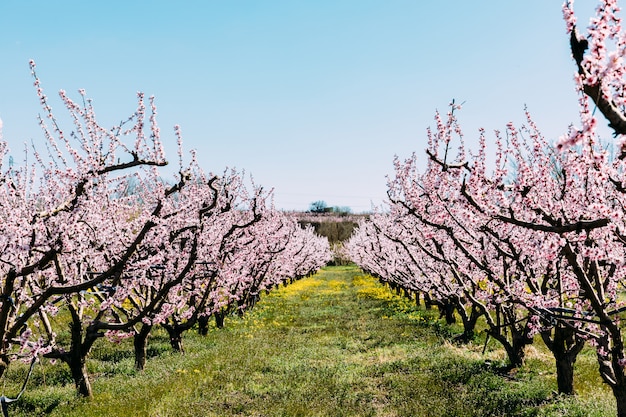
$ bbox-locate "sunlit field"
[0,265,614,416]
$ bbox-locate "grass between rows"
[0,265,616,416]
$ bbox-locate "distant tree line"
[308,200,352,215]
[296,206,368,266]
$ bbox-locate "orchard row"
[346,2,626,416]
[0,61,331,398]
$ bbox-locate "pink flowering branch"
[570,28,626,142]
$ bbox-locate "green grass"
[0,265,616,416]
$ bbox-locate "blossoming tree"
[0,61,187,397]
[347,2,626,407]
[0,62,332,398]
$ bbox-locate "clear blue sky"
[0,1,606,212]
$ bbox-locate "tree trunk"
[198,315,209,336]
[65,314,98,397]
[614,384,626,417]
[215,311,225,329]
[68,355,92,398]
[540,324,584,395]
[0,270,16,380]
[169,332,184,353]
[555,355,576,395]
[162,325,185,353]
[423,292,433,310]
[503,340,526,369]
[439,301,456,325]
[133,324,152,371]
[456,305,481,343]
[46,325,100,398]
[488,324,533,370]
[508,325,534,369]
[595,324,626,417]
[0,355,9,379]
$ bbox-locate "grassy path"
[5,265,616,416]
